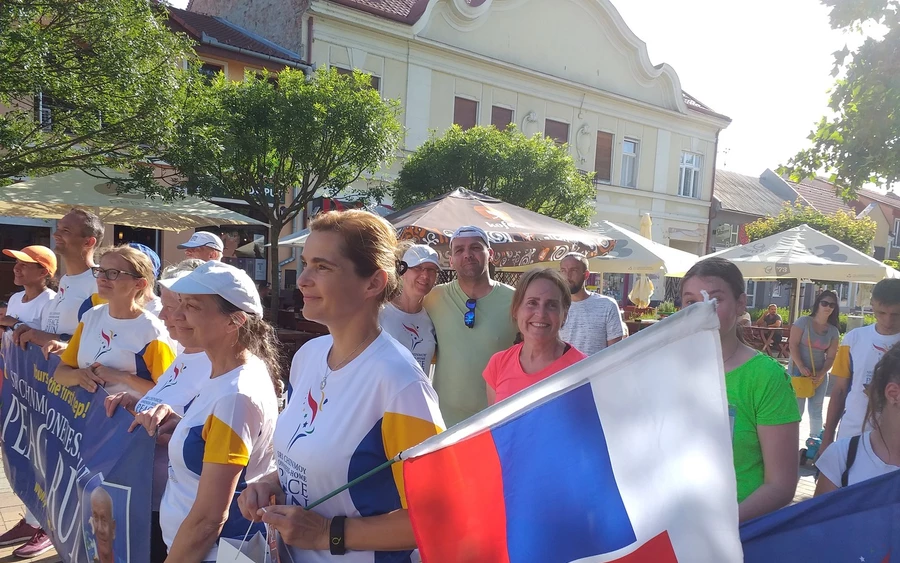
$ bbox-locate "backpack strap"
[841,434,861,488]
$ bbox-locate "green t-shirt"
[424,280,517,426]
[727,353,800,503]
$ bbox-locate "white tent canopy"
[0,168,266,231]
[586,221,699,277]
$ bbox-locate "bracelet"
[329,516,347,555]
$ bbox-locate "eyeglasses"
[464,298,477,329]
[91,267,141,281]
[819,301,837,309]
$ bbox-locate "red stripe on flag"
[404,432,510,563]
[610,531,678,563]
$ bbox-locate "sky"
[169,0,871,179]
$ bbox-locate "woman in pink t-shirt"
[484,268,587,404]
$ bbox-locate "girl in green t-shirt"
[681,257,800,522]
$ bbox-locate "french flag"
[402,302,742,563]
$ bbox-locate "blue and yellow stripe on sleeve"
[77,294,106,322]
[59,322,85,367]
[201,415,250,466]
[136,340,176,383]
[832,345,852,379]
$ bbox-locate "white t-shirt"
[59,304,176,396]
[379,303,437,376]
[161,356,277,561]
[41,269,97,337]
[833,325,900,439]
[145,295,163,317]
[558,293,624,355]
[816,431,900,488]
[274,332,444,563]
[135,351,212,511]
[6,288,56,328]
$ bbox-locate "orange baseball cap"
[3,245,57,276]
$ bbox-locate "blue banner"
[741,470,900,562]
[1,331,154,563]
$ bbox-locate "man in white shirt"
[177,231,224,262]
[558,252,623,355]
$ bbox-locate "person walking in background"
[0,245,56,330]
[424,226,517,426]
[815,345,900,494]
[788,290,840,438]
[484,268,586,405]
[822,279,900,454]
[681,257,799,523]
[558,252,623,355]
[177,231,224,262]
[380,243,440,377]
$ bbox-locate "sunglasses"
[818,301,837,309]
[91,267,141,281]
[464,298,477,329]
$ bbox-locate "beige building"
[189,0,731,258]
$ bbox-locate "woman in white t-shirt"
[238,210,444,563]
[129,261,279,562]
[55,245,175,396]
[815,345,900,494]
[0,245,57,329]
[379,243,440,376]
[104,258,207,563]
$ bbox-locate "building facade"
[188,0,731,256]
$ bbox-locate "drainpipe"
[307,16,314,63]
[200,32,314,75]
[706,130,721,254]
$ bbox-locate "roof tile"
[713,170,787,217]
[785,177,856,216]
[169,7,303,62]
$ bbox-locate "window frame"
[621,138,639,188]
[745,280,757,309]
[678,152,703,199]
[490,105,514,130]
[594,131,614,185]
[334,66,381,92]
[453,96,479,130]
[544,118,570,146]
[894,219,900,247]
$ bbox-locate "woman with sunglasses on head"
[237,210,444,562]
[53,245,175,397]
[484,268,586,405]
[788,290,840,439]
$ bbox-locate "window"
[894,219,900,247]
[745,280,756,309]
[621,139,639,188]
[678,152,703,198]
[491,106,513,130]
[199,63,224,81]
[544,119,569,145]
[594,132,613,184]
[453,97,478,130]
[33,91,53,132]
[335,67,380,90]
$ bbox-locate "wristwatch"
[329,516,347,555]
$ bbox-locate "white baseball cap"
[178,231,224,251]
[168,260,263,316]
[450,225,490,247]
[402,245,441,269]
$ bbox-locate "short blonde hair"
[309,210,400,304]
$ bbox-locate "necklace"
[320,328,381,392]
[722,342,741,367]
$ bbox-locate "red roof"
[858,188,900,209]
[785,177,856,216]
[168,7,304,63]
[327,0,430,24]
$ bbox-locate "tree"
[392,125,596,228]
[0,0,192,181]
[780,0,900,199]
[744,203,876,252]
[123,67,403,316]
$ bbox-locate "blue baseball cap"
[128,243,160,278]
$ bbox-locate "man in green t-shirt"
[424,226,517,426]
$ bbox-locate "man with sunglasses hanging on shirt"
[424,226,517,426]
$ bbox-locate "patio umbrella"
[0,168,266,231]
[627,214,655,307]
[587,221,699,276]
[706,224,900,319]
[384,189,614,268]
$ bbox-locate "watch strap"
[329,516,347,555]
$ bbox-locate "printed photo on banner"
[82,474,132,563]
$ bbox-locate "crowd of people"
[0,206,899,561]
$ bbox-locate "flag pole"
[305,456,400,511]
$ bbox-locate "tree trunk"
[268,221,284,324]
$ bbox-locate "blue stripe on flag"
[492,383,637,563]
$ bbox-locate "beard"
[568,282,582,295]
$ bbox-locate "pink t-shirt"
[483,342,587,403]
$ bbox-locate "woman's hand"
[42,340,67,359]
[105,392,139,418]
[812,370,826,386]
[798,364,812,378]
[130,403,180,436]
[91,363,131,387]
[64,367,105,392]
[261,506,330,551]
[237,478,285,522]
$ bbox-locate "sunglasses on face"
[91,267,141,281]
[819,301,837,309]
[464,298,477,329]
